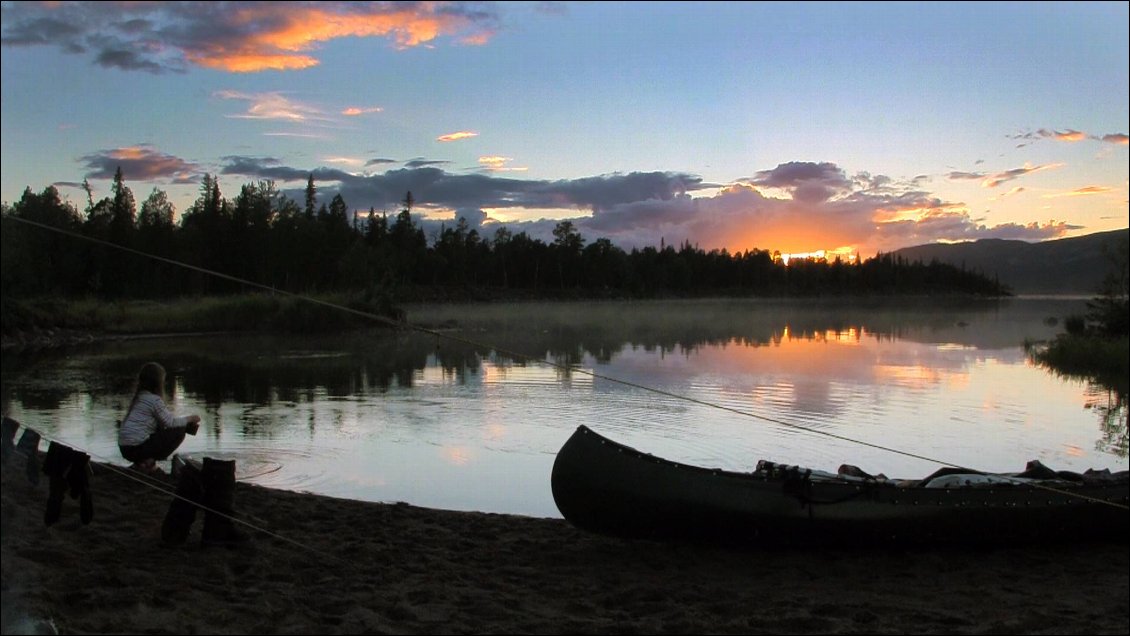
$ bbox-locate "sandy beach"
[2,451,1127,635]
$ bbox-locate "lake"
[2,297,1126,519]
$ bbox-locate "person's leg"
[121,427,188,464]
[120,443,145,464]
[146,427,188,461]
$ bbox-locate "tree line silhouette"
[1,171,1008,300]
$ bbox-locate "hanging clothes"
[1,417,19,464]
[15,428,41,485]
[42,440,94,526]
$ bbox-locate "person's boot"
[42,442,75,526]
[199,457,250,547]
[162,460,203,546]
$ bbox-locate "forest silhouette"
[1,171,1009,301]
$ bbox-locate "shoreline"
[3,456,1128,634]
[0,293,1044,354]
[1,292,1025,348]
[0,327,240,353]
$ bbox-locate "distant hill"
[890,228,1129,295]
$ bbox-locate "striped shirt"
[118,391,192,447]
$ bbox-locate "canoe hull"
[550,425,1129,545]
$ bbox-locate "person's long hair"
[125,362,167,421]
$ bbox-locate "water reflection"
[1023,329,1128,459]
[1083,385,1128,458]
[3,297,1122,518]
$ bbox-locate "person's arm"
[150,395,198,430]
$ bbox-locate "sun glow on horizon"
[777,247,857,265]
[778,250,826,264]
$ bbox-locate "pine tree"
[304,174,317,220]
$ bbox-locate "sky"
[1,1,1127,258]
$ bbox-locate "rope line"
[5,214,1128,511]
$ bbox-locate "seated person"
[118,362,200,473]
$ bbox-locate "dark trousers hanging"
[42,441,94,525]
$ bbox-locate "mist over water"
[3,297,1124,518]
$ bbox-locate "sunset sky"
[1,1,1127,258]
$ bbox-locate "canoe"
[550,425,1129,545]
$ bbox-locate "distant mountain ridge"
[890,228,1129,295]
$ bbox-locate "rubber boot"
[200,457,250,547]
[42,442,75,526]
[162,460,203,546]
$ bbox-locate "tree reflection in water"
[1083,384,1128,458]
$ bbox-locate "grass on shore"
[1,292,402,337]
[1027,333,1129,395]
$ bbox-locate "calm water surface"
[3,297,1125,518]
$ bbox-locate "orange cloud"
[80,144,199,182]
[1049,129,1086,142]
[438,131,478,142]
[870,200,968,223]
[1101,133,1129,145]
[107,146,150,161]
[460,32,493,46]
[185,5,496,73]
[342,106,384,116]
[190,53,319,72]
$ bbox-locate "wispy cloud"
[946,171,986,181]
[0,2,501,74]
[342,106,384,116]
[1009,127,1129,146]
[981,163,1062,188]
[1046,129,1086,142]
[478,156,510,169]
[215,90,330,123]
[1010,128,1084,142]
[221,156,349,183]
[986,186,1027,202]
[365,157,398,167]
[1041,186,1114,198]
[262,132,333,139]
[478,155,528,172]
[405,159,453,168]
[323,156,365,167]
[437,131,478,142]
[80,145,199,183]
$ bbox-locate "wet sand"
[2,456,1127,635]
